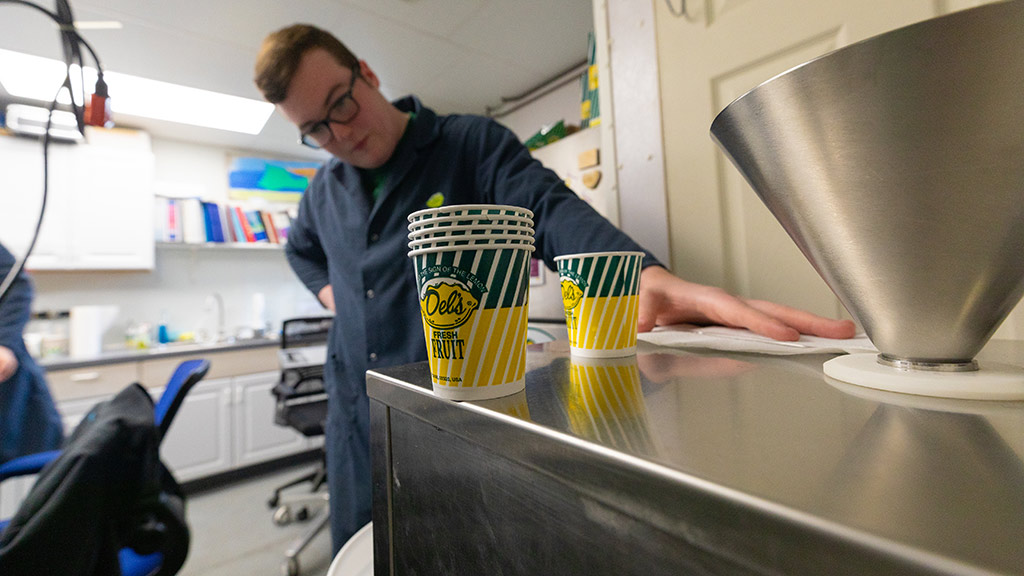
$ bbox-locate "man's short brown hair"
[254,24,359,103]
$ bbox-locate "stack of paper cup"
[408,204,535,401]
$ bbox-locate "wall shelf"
[156,242,284,252]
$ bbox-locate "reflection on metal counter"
[368,340,1024,575]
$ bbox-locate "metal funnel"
[710,1,1024,369]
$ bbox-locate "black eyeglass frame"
[298,65,362,149]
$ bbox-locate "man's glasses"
[299,66,361,149]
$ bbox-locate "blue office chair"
[0,358,210,576]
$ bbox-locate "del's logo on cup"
[560,272,587,310]
[421,279,480,330]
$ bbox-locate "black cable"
[0,0,105,304]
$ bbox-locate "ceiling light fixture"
[0,48,273,135]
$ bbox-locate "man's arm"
[471,119,854,340]
[0,243,33,348]
[283,191,332,309]
[637,265,856,340]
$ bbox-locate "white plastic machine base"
[327,522,373,576]
[824,353,1024,401]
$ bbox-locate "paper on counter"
[637,324,877,356]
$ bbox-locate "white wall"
[29,137,324,349]
[27,85,581,353]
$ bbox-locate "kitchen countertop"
[38,336,280,371]
[368,339,1024,575]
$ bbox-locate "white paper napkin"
[637,324,878,356]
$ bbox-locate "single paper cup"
[410,243,535,400]
[554,251,644,358]
[564,355,656,454]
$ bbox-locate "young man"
[254,24,854,553]
[0,242,63,466]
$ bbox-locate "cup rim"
[408,204,534,223]
[408,236,536,249]
[408,242,537,257]
[554,251,646,262]
[408,224,536,239]
[408,213,534,231]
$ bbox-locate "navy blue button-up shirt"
[284,96,658,547]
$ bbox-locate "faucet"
[204,293,227,342]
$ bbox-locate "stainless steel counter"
[367,340,1024,575]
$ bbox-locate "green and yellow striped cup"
[410,243,534,400]
[554,251,644,358]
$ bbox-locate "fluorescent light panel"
[0,48,273,135]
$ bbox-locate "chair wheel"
[272,505,292,526]
[283,557,300,576]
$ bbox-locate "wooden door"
[652,0,991,318]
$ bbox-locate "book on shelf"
[200,201,226,242]
[270,211,291,243]
[233,206,256,242]
[181,198,207,244]
[260,211,279,244]
[245,210,269,242]
[153,196,291,246]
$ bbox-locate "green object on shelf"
[581,30,600,128]
[524,120,567,151]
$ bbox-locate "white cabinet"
[0,475,33,520]
[154,368,309,481]
[158,377,234,482]
[158,370,309,478]
[0,128,155,270]
[233,371,308,467]
[0,396,97,519]
[2,347,311,516]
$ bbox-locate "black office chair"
[269,317,331,576]
[0,358,210,576]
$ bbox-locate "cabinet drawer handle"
[70,372,101,382]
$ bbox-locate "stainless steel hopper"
[710,1,1024,398]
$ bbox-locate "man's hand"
[318,285,336,312]
[637,266,856,341]
[0,345,18,383]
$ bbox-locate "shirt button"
[369,352,378,362]
[366,289,375,299]
[369,233,380,243]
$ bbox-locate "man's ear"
[358,60,381,89]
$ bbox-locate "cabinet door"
[653,0,972,316]
[0,135,73,268]
[0,395,101,519]
[0,474,35,520]
[0,130,154,270]
[158,377,233,482]
[67,139,155,269]
[233,371,307,467]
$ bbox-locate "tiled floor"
[178,464,333,576]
